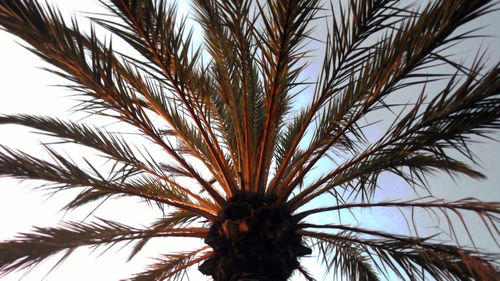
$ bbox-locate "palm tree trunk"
[199,192,311,281]
[235,275,274,281]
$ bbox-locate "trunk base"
[199,192,311,281]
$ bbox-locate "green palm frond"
[305,231,500,281]
[289,61,500,208]
[0,219,206,275]
[97,0,240,197]
[0,145,215,219]
[314,236,380,281]
[128,210,201,261]
[277,0,499,204]
[128,247,211,281]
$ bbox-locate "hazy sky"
[0,1,499,281]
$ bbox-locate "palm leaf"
[0,219,206,276]
[128,247,211,281]
[304,231,500,281]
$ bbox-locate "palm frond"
[278,0,498,203]
[128,210,201,261]
[253,0,321,192]
[314,236,380,281]
[0,0,226,205]
[0,219,206,276]
[95,0,239,196]
[127,247,211,281]
[0,145,216,219]
[303,231,500,281]
[289,61,500,208]
[270,0,407,194]
[192,0,265,192]
[296,265,317,281]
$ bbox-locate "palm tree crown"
[0,0,499,280]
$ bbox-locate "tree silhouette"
[0,0,499,280]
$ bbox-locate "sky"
[0,1,499,281]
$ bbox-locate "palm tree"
[0,0,499,280]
